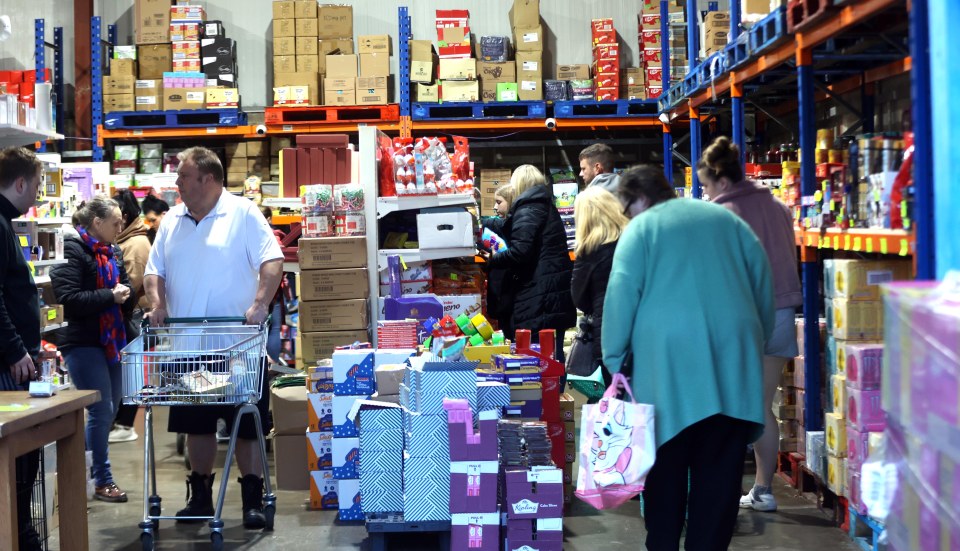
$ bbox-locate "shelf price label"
[866,239,874,253]
[899,239,909,256]
[853,237,862,251]
[133,129,144,136]
[844,235,851,250]
[206,127,217,134]
[880,239,889,255]
[283,125,294,132]
[833,236,840,250]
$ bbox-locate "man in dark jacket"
[482,166,575,350]
[0,146,45,551]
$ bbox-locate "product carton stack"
[479,168,512,217]
[619,67,645,100]
[509,0,543,101]
[504,466,564,551]
[329,348,374,520]
[555,63,592,102]
[436,10,479,102]
[357,403,404,515]
[590,18,619,101]
[701,10,731,58]
[307,364,337,509]
[356,35,391,105]
[103,53,136,114]
[559,393,576,506]
[410,40,440,102]
[821,259,910,496]
[224,141,270,192]
[272,381,310,492]
[638,0,687,98]
[478,37,517,103]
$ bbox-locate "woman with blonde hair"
[569,187,629,385]
[480,165,575,347]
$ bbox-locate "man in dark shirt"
[0,147,45,551]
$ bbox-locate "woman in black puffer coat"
[481,165,576,351]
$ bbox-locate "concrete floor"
[47,407,857,551]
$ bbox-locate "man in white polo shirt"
[144,146,283,529]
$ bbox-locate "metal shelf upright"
[90,17,117,162]
[686,0,702,198]
[911,0,935,278]
[398,6,412,139]
[34,19,64,152]
[729,0,745,167]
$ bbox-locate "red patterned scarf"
[78,226,127,363]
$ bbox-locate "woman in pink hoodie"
[699,137,803,513]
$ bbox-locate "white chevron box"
[359,449,402,474]
[404,455,450,479]
[360,471,403,513]
[359,407,403,431]
[403,476,451,522]
[360,428,403,451]
[477,382,511,410]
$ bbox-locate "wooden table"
[0,390,99,551]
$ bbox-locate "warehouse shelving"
[0,124,64,149]
[376,193,475,218]
[376,248,477,272]
[34,18,65,152]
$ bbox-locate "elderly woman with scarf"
[51,196,137,502]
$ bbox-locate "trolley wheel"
[149,505,161,531]
[176,433,186,455]
[210,531,224,551]
[140,532,155,551]
[263,504,276,531]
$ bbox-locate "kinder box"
[332,437,360,479]
[337,478,363,521]
[845,343,883,390]
[830,259,911,301]
[847,388,884,432]
[504,468,564,519]
[307,392,333,432]
[449,461,499,514]
[846,425,872,469]
[451,512,499,551]
[831,374,847,414]
[307,430,333,470]
[831,299,884,340]
[332,394,369,438]
[332,349,376,396]
[825,411,846,457]
[309,470,338,510]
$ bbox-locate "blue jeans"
[64,347,122,487]
[267,301,282,362]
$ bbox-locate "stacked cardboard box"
[701,11,731,57]
[478,52,516,103]
[479,168,512,217]
[510,0,543,101]
[355,35,391,105]
[620,67,645,100]
[435,10,479,102]
[279,133,352,198]
[591,19,619,101]
[329,349,373,521]
[638,0,687,96]
[307,364,337,509]
[223,141,270,192]
[272,384,309,491]
[410,40,439,102]
[104,56,136,114]
[446,399,501,550]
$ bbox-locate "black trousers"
[643,414,753,551]
[0,370,43,551]
[114,403,138,426]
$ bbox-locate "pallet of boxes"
[272,1,352,106]
[435,10,480,103]
[510,0,543,102]
[223,141,271,194]
[700,10,731,59]
[637,0,687,98]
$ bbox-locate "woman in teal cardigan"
[603,165,775,550]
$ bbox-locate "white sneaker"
[740,488,777,512]
[108,425,138,443]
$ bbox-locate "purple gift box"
[504,468,564,519]
[506,518,563,542]
[444,400,499,462]
[505,400,542,420]
[846,425,871,469]
[494,354,540,371]
[506,371,541,385]
[451,512,499,551]
[845,343,883,390]
[449,461,499,514]
[848,388,885,432]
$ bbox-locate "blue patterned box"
[408,368,477,395]
[360,471,403,513]
[332,437,359,480]
[359,449,402,474]
[477,382,511,411]
[359,407,403,431]
[332,349,376,396]
[403,412,449,458]
[332,394,369,438]
[403,475,451,522]
[337,479,363,521]
[404,455,450,479]
[359,429,403,452]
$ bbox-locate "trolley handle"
[141,316,271,329]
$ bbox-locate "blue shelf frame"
[911,0,935,279]
[34,19,64,152]
[398,6,411,118]
[90,17,117,162]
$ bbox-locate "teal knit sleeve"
[602,222,644,374]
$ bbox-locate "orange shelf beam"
[795,227,914,256]
[98,124,262,144]
[271,214,302,225]
[411,116,663,132]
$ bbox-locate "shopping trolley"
[121,317,277,551]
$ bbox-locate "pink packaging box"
[445,402,498,462]
[847,472,867,515]
[451,512,499,551]
[504,468,564,520]
[449,461,498,514]
[846,343,883,390]
[506,518,563,549]
[845,425,871,469]
[848,388,885,432]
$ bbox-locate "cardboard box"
[274,435,309,491]
[480,168,513,216]
[324,78,356,106]
[557,64,590,80]
[409,40,435,84]
[135,0,172,44]
[272,0,295,19]
[514,25,544,52]
[206,87,239,108]
[480,80,499,103]
[417,83,439,102]
[326,54,358,78]
[296,36,319,56]
[274,36,297,57]
[274,55,297,74]
[622,67,645,86]
[103,75,136,95]
[172,40,200,61]
[438,58,476,80]
[509,0,541,29]
[318,5,353,39]
[296,18,319,37]
[309,470,338,510]
[134,79,161,97]
[417,211,474,249]
[357,76,388,105]
[359,53,390,77]
[516,51,542,101]
[273,18,296,39]
[110,58,137,78]
[298,237,367,269]
[307,430,334,471]
[296,54,320,73]
[137,44,173,79]
[293,0,317,18]
[134,94,162,111]
[301,330,370,365]
[478,61,516,83]
[172,59,201,72]
[299,268,370,302]
[103,94,136,113]
[271,385,308,436]
[300,299,368,332]
[496,82,519,101]
[358,35,390,55]
[162,87,205,110]
[440,79,479,102]
[275,72,320,105]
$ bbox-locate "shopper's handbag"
[575,373,655,510]
[566,316,597,377]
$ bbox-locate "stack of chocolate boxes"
[330,348,375,521]
[843,343,886,515]
[358,405,404,514]
[436,10,479,102]
[590,18,620,101]
[503,467,564,551]
[638,0,687,97]
[445,398,501,551]
[307,365,337,510]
